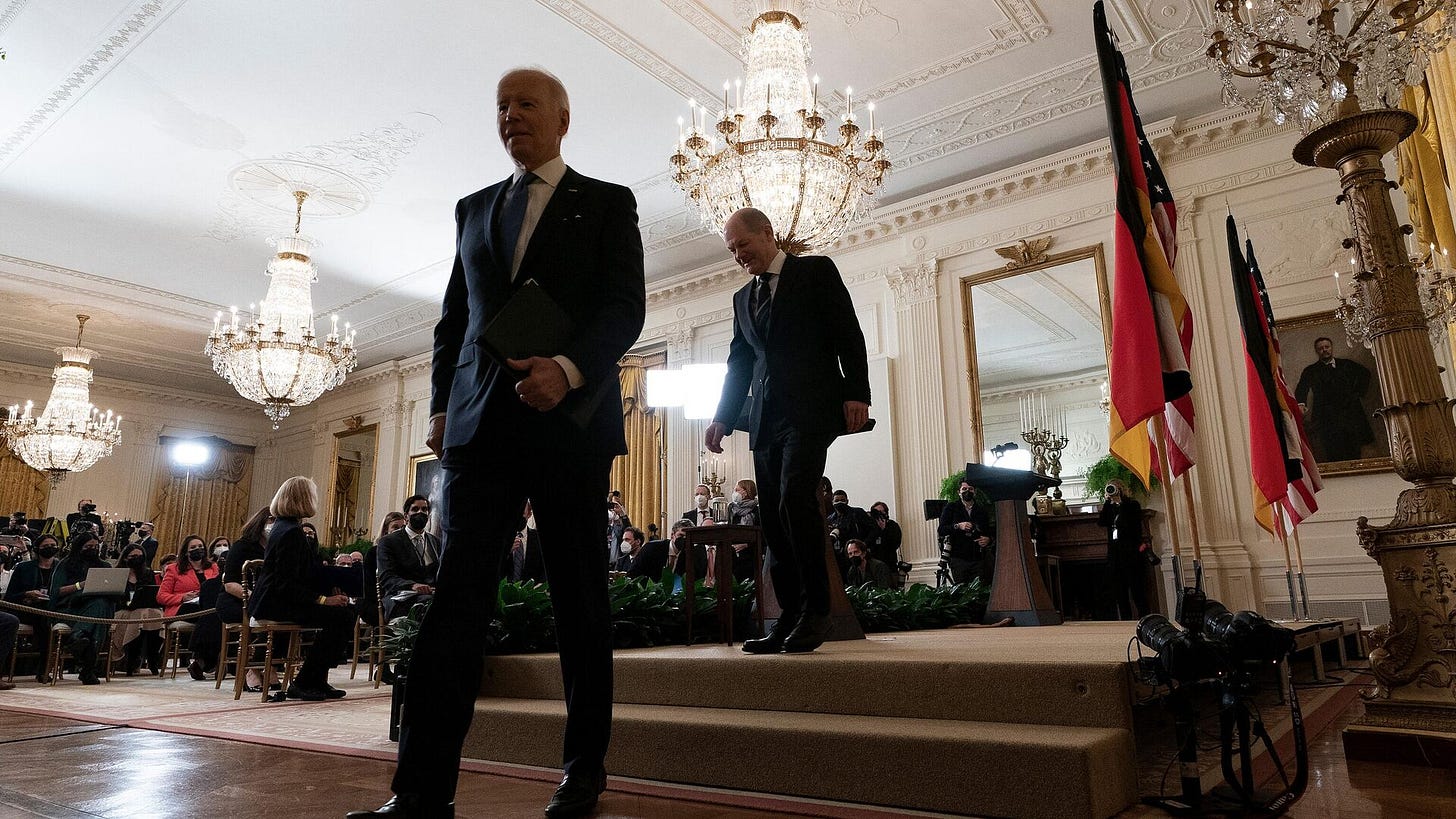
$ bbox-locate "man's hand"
[507,357,570,412]
[704,421,728,453]
[426,415,445,459]
[411,583,433,595]
[843,400,870,433]
[323,594,351,607]
[976,535,992,548]
[956,522,974,532]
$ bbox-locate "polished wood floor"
[1,694,1452,817]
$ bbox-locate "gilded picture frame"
[1273,310,1393,477]
[410,453,443,502]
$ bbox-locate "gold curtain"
[611,353,665,536]
[0,436,50,520]
[149,437,254,559]
[329,458,360,548]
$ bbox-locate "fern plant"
[1082,454,1159,500]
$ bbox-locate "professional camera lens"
[1105,483,1118,494]
[1137,614,1216,682]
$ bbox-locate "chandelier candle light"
[2,315,122,486]
[206,190,358,428]
[669,4,890,253]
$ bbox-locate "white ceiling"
[0,0,1222,400]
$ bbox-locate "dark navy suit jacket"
[430,167,646,456]
[714,253,871,449]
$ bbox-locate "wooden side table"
[683,524,765,645]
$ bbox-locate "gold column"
[1295,110,1456,761]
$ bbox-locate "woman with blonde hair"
[377,511,407,541]
[248,476,355,700]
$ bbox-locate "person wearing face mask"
[937,478,996,587]
[625,519,704,582]
[681,483,715,526]
[376,495,440,622]
[65,499,104,539]
[726,479,761,583]
[131,520,159,568]
[213,507,273,687]
[611,527,642,573]
[110,542,165,675]
[49,530,114,685]
[6,533,60,681]
[866,502,902,574]
[157,535,219,618]
[301,521,320,548]
[826,490,874,551]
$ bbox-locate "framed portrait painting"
[410,453,443,505]
[1274,310,1393,476]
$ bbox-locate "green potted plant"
[939,469,992,505]
[1082,454,1158,500]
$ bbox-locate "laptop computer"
[80,567,130,597]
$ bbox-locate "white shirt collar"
[766,250,787,276]
[513,155,566,189]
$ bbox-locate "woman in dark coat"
[248,477,354,700]
[190,506,272,685]
[49,530,115,685]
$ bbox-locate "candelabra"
[1337,247,1456,348]
[1205,0,1456,762]
[1020,425,1068,495]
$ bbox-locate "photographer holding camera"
[937,478,995,586]
[66,499,103,538]
[1097,480,1148,620]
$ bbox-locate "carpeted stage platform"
[8,621,1356,818]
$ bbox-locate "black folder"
[480,279,613,429]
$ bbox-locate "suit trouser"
[0,611,16,670]
[753,414,835,619]
[392,445,614,800]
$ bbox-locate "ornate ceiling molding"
[0,0,28,37]
[0,254,219,319]
[0,0,188,173]
[0,361,260,414]
[534,0,717,103]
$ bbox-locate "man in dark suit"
[375,495,440,622]
[681,483,715,526]
[625,519,705,582]
[1294,336,1374,462]
[132,521,158,568]
[350,67,644,819]
[705,207,870,655]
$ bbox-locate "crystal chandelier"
[1338,246,1456,347]
[2,315,123,486]
[1206,0,1456,130]
[206,190,358,427]
[669,4,890,253]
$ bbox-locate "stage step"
[461,697,1137,819]
[482,642,1134,730]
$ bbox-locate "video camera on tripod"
[1133,588,1306,816]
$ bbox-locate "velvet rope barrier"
[0,598,219,626]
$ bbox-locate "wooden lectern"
[963,463,1063,626]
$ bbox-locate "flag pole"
[1272,502,1299,620]
[1151,415,1188,593]
[1291,521,1311,620]
[1178,468,1204,590]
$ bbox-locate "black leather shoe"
[323,684,348,699]
[286,683,331,701]
[742,614,799,655]
[188,660,206,681]
[345,794,454,818]
[782,612,833,654]
[544,771,607,818]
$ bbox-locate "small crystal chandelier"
[669,3,890,253]
[2,315,123,486]
[206,190,358,427]
[1206,0,1456,131]
[1338,245,1456,347]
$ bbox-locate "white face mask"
[621,540,634,554]
[731,491,743,504]
[263,523,274,537]
[695,494,709,508]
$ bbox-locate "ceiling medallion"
[670,4,890,254]
[3,315,123,486]
[205,171,360,428]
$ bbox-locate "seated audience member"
[728,478,760,526]
[249,476,354,700]
[682,484,715,526]
[866,501,902,572]
[204,507,272,686]
[502,502,546,584]
[158,554,178,575]
[627,520,706,583]
[158,535,219,617]
[334,553,356,567]
[5,533,60,682]
[0,540,15,599]
[378,512,407,540]
[938,478,996,586]
[49,530,116,685]
[377,495,439,621]
[210,536,231,576]
[132,520,159,568]
[844,539,895,589]
[111,542,164,675]
[301,521,320,548]
[612,527,642,572]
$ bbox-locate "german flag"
[1095,1,1192,489]
[1229,216,1299,533]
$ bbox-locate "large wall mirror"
[961,242,1112,500]
[330,421,378,549]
